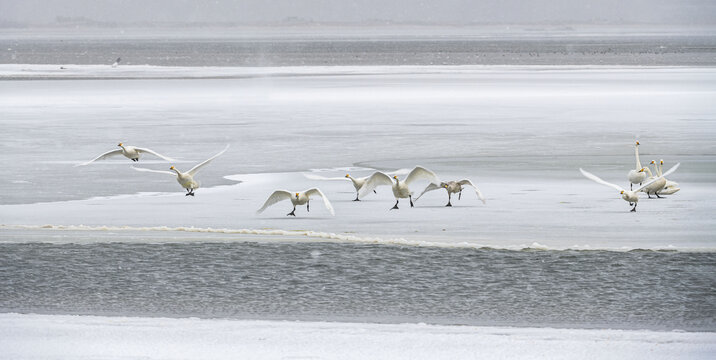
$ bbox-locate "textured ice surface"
[1,65,714,250]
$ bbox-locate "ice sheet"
[1,313,714,360]
[1,65,714,250]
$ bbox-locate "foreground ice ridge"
[0,224,689,252]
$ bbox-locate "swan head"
[620,190,625,194]
[170,166,176,171]
[443,184,449,188]
[636,141,640,146]
[393,176,398,179]
[117,142,123,147]
[639,168,645,172]
[660,159,664,165]
[345,174,350,178]
[295,192,300,199]
[650,160,656,165]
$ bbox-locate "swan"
[641,160,668,198]
[302,173,377,201]
[579,163,679,212]
[257,188,335,217]
[656,159,680,196]
[627,141,648,190]
[358,166,439,210]
[415,179,486,207]
[132,145,229,196]
[77,142,175,166]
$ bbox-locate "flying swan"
[415,179,486,207]
[77,142,175,166]
[302,172,390,201]
[132,145,229,196]
[358,166,439,210]
[580,162,679,212]
[257,188,335,216]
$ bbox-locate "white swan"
[303,173,377,201]
[77,142,175,166]
[580,163,679,212]
[627,140,648,190]
[358,166,439,210]
[655,159,680,196]
[132,145,229,196]
[641,160,668,198]
[257,188,335,217]
[415,179,486,207]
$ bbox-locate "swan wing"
[458,179,486,204]
[634,163,680,192]
[579,168,625,192]
[131,166,176,176]
[305,188,335,216]
[187,144,229,176]
[302,173,351,181]
[256,190,293,214]
[358,171,393,199]
[75,149,123,166]
[415,182,442,201]
[404,166,440,186]
[134,147,176,162]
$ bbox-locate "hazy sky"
[1,0,714,25]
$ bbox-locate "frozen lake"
[1,64,715,250]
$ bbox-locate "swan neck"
[634,144,642,168]
[643,167,653,177]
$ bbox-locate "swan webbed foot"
[287,209,296,216]
[390,200,399,210]
[353,194,360,201]
[445,202,452,207]
[373,190,377,194]
[132,158,138,162]
[655,193,663,199]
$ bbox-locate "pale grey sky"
[1,0,714,25]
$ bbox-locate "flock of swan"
[76,143,486,216]
[580,141,681,212]
[77,140,680,215]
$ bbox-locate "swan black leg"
[655,192,662,199]
[390,200,399,210]
[287,206,296,216]
[307,201,310,212]
[458,191,462,200]
[630,203,637,212]
[373,190,377,194]
[409,195,414,208]
[630,183,633,190]
[446,193,452,207]
[354,192,360,201]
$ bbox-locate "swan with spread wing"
[77,142,175,166]
[257,188,335,217]
[580,162,679,212]
[132,145,229,196]
[358,166,439,210]
[416,179,486,207]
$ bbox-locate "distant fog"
[1,0,715,27]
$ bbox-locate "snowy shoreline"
[1,313,714,360]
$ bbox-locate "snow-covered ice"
[1,313,714,360]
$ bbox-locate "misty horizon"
[1,0,715,27]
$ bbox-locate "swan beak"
[295,193,299,197]
[620,190,625,194]
[170,166,175,170]
[117,142,123,146]
[660,160,664,165]
[393,176,398,179]
[345,174,350,178]
[636,141,640,145]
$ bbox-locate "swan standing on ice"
[358,166,439,210]
[580,163,679,212]
[77,143,175,166]
[641,160,668,198]
[132,145,229,196]
[416,179,486,207]
[627,141,647,190]
[303,173,377,201]
[257,188,335,216]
